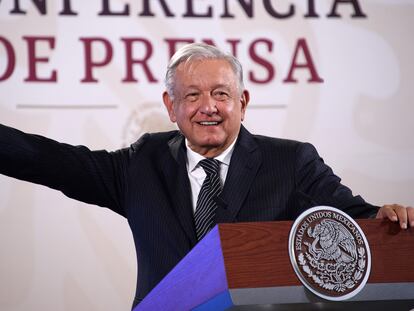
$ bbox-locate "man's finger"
[407,206,414,228]
[393,204,408,229]
[377,205,398,222]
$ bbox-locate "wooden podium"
[135,219,414,310]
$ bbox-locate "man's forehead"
[175,59,236,84]
[182,83,233,91]
[176,58,232,74]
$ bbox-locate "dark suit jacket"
[0,124,378,307]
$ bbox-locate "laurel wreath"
[298,247,366,293]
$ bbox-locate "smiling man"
[163,56,249,158]
[0,43,412,309]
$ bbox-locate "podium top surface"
[219,219,414,288]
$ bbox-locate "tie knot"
[199,158,220,176]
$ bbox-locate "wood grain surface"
[218,219,414,289]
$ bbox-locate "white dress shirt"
[185,139,236,213]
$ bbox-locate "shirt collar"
[186,138,237,172]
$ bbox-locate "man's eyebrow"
[212,84,231,89]
[182,84,232,91]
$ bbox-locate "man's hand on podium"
[376,204,414,229]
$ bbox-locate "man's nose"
[199,94,217,115]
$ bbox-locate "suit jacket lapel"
[215,126,262,223]
[161,127,261,241]
[162,133,197,245]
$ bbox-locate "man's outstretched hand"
[376,204,414,229]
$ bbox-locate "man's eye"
[185,93,199,101]
[213,91,229,100]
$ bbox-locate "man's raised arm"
[0,123,127,216]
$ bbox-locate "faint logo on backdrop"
[289,206,371,301]
[121,102,177,147]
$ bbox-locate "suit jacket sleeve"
[294,142,379,218]
[0,123,133,216]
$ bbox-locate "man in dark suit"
[0,43,412,308]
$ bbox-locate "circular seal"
[288,206,371,301]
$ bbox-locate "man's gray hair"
[165,43,245,100]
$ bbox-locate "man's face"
[163,59,249,157]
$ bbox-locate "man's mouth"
[198,121,220,126]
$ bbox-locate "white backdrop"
[1,1,413,310]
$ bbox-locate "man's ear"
[240,90,250,121]
[163,91,177,123]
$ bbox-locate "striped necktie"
[194,158,222,241]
